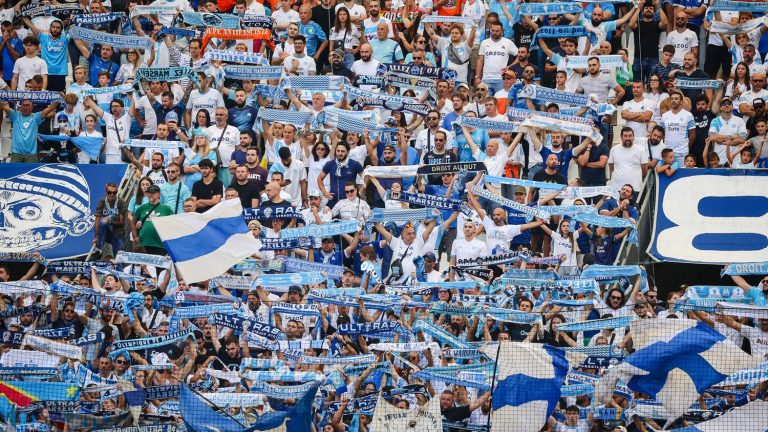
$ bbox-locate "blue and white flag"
[480,342,585,432]
[595,319,760,422]
[153,199,260,283]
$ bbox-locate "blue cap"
[165,111,179,123]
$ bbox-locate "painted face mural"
[0,165,93,251]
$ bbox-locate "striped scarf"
[508,107,594,126]
[557,316,635,332]
[280,220,358,239]
[676,77,725,90]
[223,65,282,80]
[521,115,603,145]
[206,49,268,65]
[69,26,151,50]
[454,115,521,132]
[471,185,551,220]
[0,91,64,103]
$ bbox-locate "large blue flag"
[595,319,760,422]
[0,164,126,259]
[670,400,768,432]
[180,384,289,432]
[480,342,584,432]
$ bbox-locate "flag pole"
[486,341,502,432]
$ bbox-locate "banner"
[376,63,456,81]
[648,170,768,263]
[0,164,126,260]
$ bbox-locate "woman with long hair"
[191,109,212,136]
[330,7,360,68]
[183,133,217,189]
[115,49,144,84]
[306,141,331,192]
[726,61,751,101]
[645,73,668,128]
[540,219,578,273]
[128,176,152,217]
[78,114,104,164]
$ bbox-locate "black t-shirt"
[191,178,224,213]
[532,169,566,201]
[442,405,472,422]
[634,19,663,59]
[230,180,260,210]
[512,19,540,48]
[580,143,610,186]
[505,322,537,342]
[693,110,715,167]
[679,69,709,100]
[261,199,292,208]
[422,150,458,185]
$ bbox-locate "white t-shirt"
[450,237,488,262]
[336,2,367,20]
[482,216,522,252]
[478,37,518,81]
[13,56,48,90]
[151,0,193,26]
[362,16,394,39]
[474,148,509,178]
[437,38,471,83]
[740,325,768,359]
[666,28,699,65]
[660,109,695,156]
[551,231,576,267]
[708,115,748,163]
[351,59,381,87]
[282,54,317,76]
[608,143,649,191]
[186,89,224,127]
[101,112,132,164]
[206,124,240,165]
[275,159,308,207]
[622,97,653,138]
[389,236,425,283]
[330,26,361,51]
[273,8,300,28]
[136,95,158,136]
[415,127,454,153]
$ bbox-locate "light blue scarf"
[69,26,151,50]
[282,257,344,280]
[223,65,283,80]
[280,220,358,239]
[0,91,64,103]
[557,316,635,332]
[721,262,768,276]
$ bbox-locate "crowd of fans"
[0,0,767,431]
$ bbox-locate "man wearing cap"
[706,98,747,165]
[94,182,128,254]
[422,252,441,282]
[322,48,354,79]
[301,189,333,225]
[131,184,174,255]
[416,109,455,159]
[738,72,768,120]
[364,128,408,207]
[314,237,351,265]
[147,88,184,127]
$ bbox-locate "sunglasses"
[106,191,117,195]
[345,189,356,193]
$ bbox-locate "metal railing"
[613,171,656,266]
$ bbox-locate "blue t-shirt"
[600,198,640,221]
[10,110,44,155]
[1,37,23,81]
[539,147,574,179]
[39,33,70,76]
[425,184,459,228]
[228,105,258,132]
[747,287,767,306]
[456,129,489,162]
[592,233,621,265]
[507,203,536,245]
[321,159,364,205]
[299,22,327,57]
[314,249,343,266]
[88,52,119,86]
